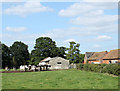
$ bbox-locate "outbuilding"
[49,57,69,69]
[39,57,69,70]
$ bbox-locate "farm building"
[84,52,95,64]
[39,57,52,64]
[102,49,120,64]
[49,57,69,69]
[38,57,69,69]
[84,51,108,64]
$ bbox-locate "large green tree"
[10,41,29,68]
[30,37,66,65]
[66,41,81,63]
[2,43,11,68]
[79,54,85,63]
[57,47,66,59]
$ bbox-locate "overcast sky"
[1,0,118,53]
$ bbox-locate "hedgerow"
[76,63,120,76]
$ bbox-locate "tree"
[79,54,85,63]
[2,43,11,68]
[30,37,65,65]
[10,41,29,68]
[57,47,66,58]
[29,50,40,65]
[66,41,81,63]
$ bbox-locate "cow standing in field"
[31,65,36,71]
[20,65,28,71]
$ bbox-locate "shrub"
[76,63,84,70]
[76,63,120,76]
[79,63,84,70]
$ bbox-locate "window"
[57,62,62,64]
[109,61,111,64]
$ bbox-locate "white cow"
[38,62,46,66]
[20,65,28,71]
[31,65,36,71]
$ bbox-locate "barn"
[39,57,69,70]
[49,57,69,69]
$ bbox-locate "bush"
[76,63,120,76]
[76,63,84,70]
[83,64,89,71]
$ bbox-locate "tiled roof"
[85,52,95,59]
[88,51,108,61]
[103,49,120,59]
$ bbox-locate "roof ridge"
[95,51,107,53]
[110,49,120,51]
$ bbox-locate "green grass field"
[2,69,119,89]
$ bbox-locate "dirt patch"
[49,69,68,71]
[0,70,33,73]
[0,69,68,73]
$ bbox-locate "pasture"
[2,69,119,89]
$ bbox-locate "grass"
[0,69,6,71]
[2,69,119,89]
[0,69,21,71]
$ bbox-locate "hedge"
[76,63,120,76]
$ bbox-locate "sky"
[0,0,119,54]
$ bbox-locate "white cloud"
[59,2,117,17]
[4,1,53,16]
[64,39,76,43]
[46,24,117,40]
[1,0,119,2]
[83,0,119,2]
[96,35,112,40]
[5,26,27,32]
[1,0,25,2]
[46,27,98,39]
[70,15,117,27]
[59,2,118,36]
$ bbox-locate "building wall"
[102,59,120,64]
[49,57,69,69]
[84,55,87,64]
[102,60,110,64]
[88,60,100,64]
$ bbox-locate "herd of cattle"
[20,65,36,71]
[4,62,51,71]
[20,64,51,71]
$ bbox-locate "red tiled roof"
[88,51,108,61]
[103,49,120,59]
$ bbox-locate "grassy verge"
[0,69,5,71]
[2,69,119,89]
[0,69,21,71]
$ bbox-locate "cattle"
[20,65,28,71]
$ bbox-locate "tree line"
[1,37,85,69]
